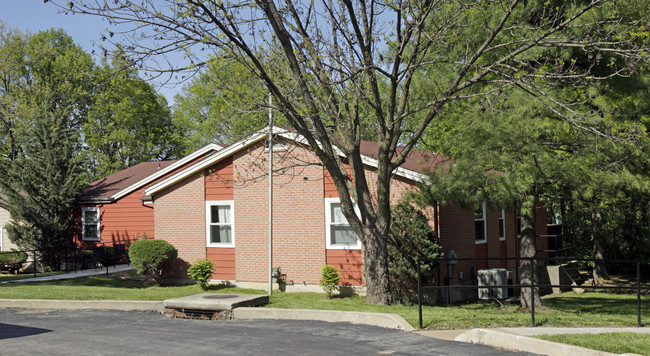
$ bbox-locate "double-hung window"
[474,202,487,243]
[325,198,361,249]
[498,209,506,241]
[82,207,101,241]
[206,201,234,247]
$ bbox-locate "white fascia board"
[281,131,426,182]
[110,143,223,201]
[145,126,424,196]
[145,127,290,196]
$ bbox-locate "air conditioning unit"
[478,268,508,300]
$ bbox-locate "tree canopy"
[52,0,649,304]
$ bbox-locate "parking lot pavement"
[0,308,533,355]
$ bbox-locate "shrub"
[320,264,341,298]
[188,258,216,290]
[387,202,441,303]
[128,240,178,286]
[0,249,28,274]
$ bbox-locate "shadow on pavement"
[0,323,51,340]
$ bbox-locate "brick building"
[77,126,547,292]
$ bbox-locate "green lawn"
[268,291,649,329]
[1,272,647,330]
[0,273,265,300]
[536,332,650,356]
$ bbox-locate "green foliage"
[319,265,340,299]
[0,249,28,274]
[82,51,184,182]
[172,56,289,152]
[0,28,92,270]
[128,240,178,286]
[387,202,441,303]
[187,258,216,290]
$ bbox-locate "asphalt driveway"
[0,308,531,355]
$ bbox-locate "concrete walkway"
[1,264,135,283]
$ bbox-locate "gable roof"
[144,126,450,196]
[80,143,224,203]
[81,161,177,203]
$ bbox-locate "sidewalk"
[1,264,134,283]
[418,327,649,356]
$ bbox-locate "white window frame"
[206,200,235,248]
[499,209,506,241]
[325,197,361,250]
[474,202,487,244]
[81,207,101,242]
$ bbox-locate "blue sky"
[1,0,182,103]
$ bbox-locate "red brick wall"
[234,143,326,285]
[153,172,206,278]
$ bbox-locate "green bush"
[0,249,28,274]
[128,240,178,286]
[320,264,341,298]
[387,202,441,303]
[188,258,216,290]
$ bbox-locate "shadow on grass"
[11,275,156,289]
[544,294,650,316]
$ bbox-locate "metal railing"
[417,256,650,328]
[0,237,143,277]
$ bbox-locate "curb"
[454,328,644,356]
[233,307,415,331]
[0,299,163,312]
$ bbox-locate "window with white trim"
[498,209,506,241]
[82,207,101,241]
[206,201,234,247]
[325,198,361,249]
[474,202,486,243]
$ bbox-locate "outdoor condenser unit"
[478,268,508,300]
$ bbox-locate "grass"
[267,291,649,329]
[536,333,650,356]
[1,271,648,330]
[0,272,265,301]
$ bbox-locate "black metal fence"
[0,238,141,277]
[417,256,650,328]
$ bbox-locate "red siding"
[205,157,234,200]
[207,247,236,280]
[78,192,154,247]
[326,249,363,286]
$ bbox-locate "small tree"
[187,258,216,290]
[320,265,341,299]
[128,240,178,286]
[387,202,441,304]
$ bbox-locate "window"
[516,210,522,237]
[325,198,361,249]
[498,209,506,241]
[206,201,234,247]
[474,202,486,243]
[82,207,100,241]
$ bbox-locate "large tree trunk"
[362,226,393,305]
[519,202,542,309]
[591,203,609,282]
